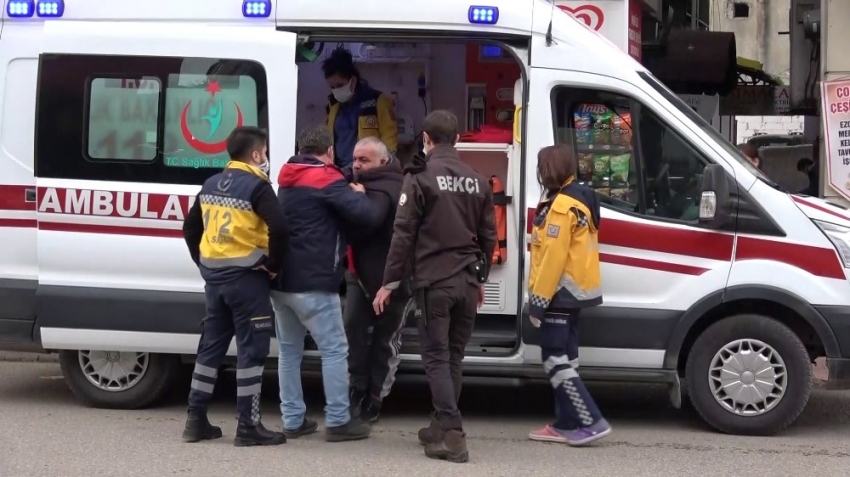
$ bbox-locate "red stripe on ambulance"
[526,206,734,261]
[525,206,846,280]
[0,184,36,211]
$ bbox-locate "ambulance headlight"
[7,0,34,18]
[468,6,499,24]
[814,219,850,268]
[242,0,271,18]
[35,0,63,17]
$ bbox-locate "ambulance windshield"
[637,71,768,180]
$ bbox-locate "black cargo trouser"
[187,270,273,426]
[344,274,412,401]
[417,270,480,431]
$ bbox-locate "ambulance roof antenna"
[545,0,557,46]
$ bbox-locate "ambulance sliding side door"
[35,21,298,354]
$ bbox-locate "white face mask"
[332,79,354,103]
[258,160,270,175]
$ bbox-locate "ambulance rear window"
[36,54,268,186]
[86,77,162,162]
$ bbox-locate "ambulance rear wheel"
[59,350,180,410]
[685,314,812,436]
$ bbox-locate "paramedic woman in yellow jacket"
[322,47,398,168]
[526,144,612,447]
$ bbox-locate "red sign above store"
[555,0,642,63]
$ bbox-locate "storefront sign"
[821,79,850,202]
[678,94,720,123]
[719,85,780,116]
[556,2,606,31]
[556,0,641,61]
[628,0,642,61]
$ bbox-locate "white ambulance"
[1,0,849,437]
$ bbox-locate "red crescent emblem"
[180,101,244,154]
[557,4,605,31]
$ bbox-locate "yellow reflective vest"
[326,87,398,153]
[198,161,270,270]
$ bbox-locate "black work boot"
[283,419,319,439]
[361,398,382,424]
[182,412,223,443]
[349,388,365,419]
[326,418,372,442]
[417,415,443,446]
[233,421,287,447]
[424,429,469,463]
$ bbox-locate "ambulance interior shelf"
[454,141,512,267]
[455,141,511,194]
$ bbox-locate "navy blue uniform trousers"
[540,310,604,430]
[187,270,273,426]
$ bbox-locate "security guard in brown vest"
[181,126,290,447]
[373,110,497,463]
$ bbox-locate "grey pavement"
[1,361,849,477]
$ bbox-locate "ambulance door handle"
[25,188,36,202]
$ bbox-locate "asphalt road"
[1,362,849,477]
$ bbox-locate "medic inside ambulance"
[2,0,850,439]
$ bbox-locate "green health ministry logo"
[167,79,244,168]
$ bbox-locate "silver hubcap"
[78,350,150,392]
[709,339,787,415]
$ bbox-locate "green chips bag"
[609,153,630,185]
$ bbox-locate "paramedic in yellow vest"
[181,126,290,447]
[525,144,612,447]
[323,47,398,168]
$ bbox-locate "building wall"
[712,0,804,149]
[710,0,791,78]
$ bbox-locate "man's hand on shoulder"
[253,264,278,280]
[350,182,365,193]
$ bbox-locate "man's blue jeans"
[271,290,351,430]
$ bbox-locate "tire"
[59,350,180,410]
[685,314,811,436]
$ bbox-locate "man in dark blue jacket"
[271,125,378,443]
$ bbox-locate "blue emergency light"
[7,0,34,18]
[242,0,271,18]
[35,0,64,17]
[468,6,499,25]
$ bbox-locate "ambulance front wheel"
[685,314,812,436]
[59,350,180,410]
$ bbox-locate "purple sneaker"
[563,419,611,446]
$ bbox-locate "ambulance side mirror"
[698,164,732,229]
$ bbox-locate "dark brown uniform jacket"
[382,144,497,290]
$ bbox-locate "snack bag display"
[591,110,613,144]
[612,111,632,146]
[609,188,632,202]
[578,153,594,181]
[609,153,631,185]
[592,154,610,185]
[573,110,593,144]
